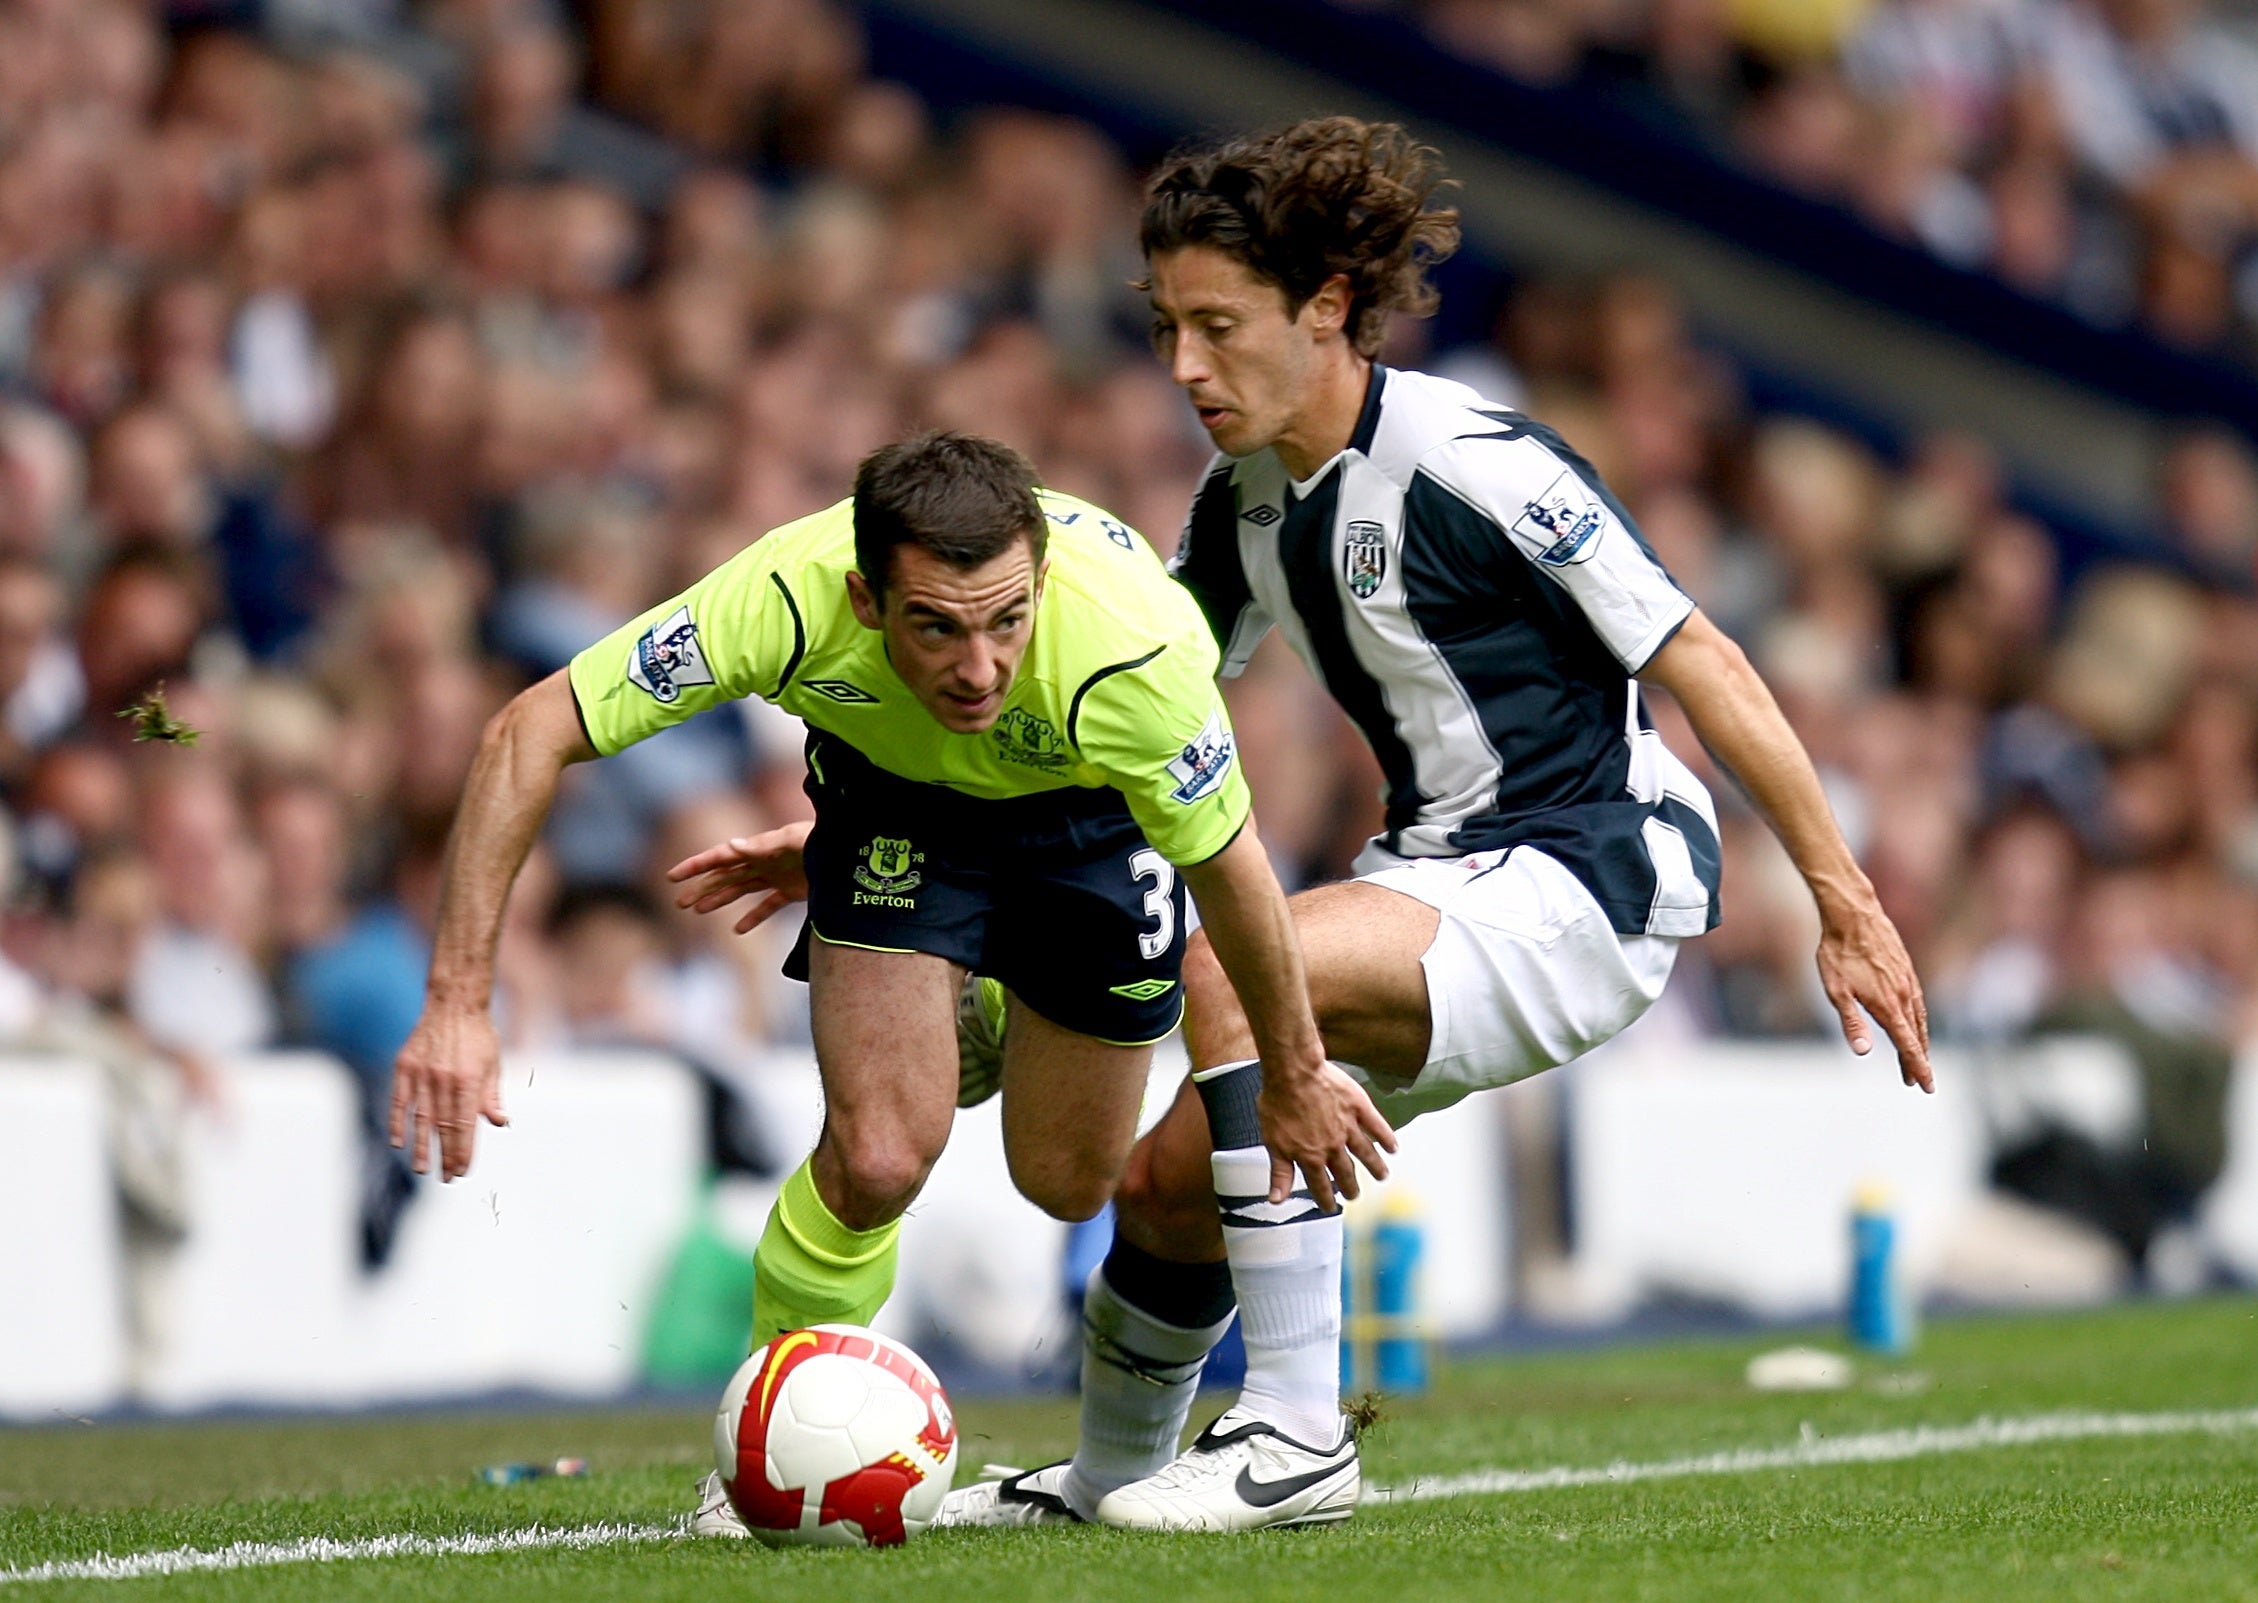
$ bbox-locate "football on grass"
[714,1324,959,1546]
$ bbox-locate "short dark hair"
[851,432,1046,599]
[1140,117,1461,357]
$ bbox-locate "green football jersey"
[568,490,1251,866]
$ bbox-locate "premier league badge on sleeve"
[1166,712,1237,804]
[627,605,717,704]
[1343,520,1386,600]
[1511,473,1608,568]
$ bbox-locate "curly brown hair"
[1139,118,1462,357]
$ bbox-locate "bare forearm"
[1642,610,1933,1083]
[1642,613,1866,915]
[426,672,593,1008]
[1178,824,1326,1079]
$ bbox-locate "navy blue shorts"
[783,732,1190,1045]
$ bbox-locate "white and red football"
[713,1324,959,1547]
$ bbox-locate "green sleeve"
[567,542,804,756]
[1071,643,1252,866]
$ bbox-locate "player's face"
[850,538,1045,734]
[1147,246,1323,459]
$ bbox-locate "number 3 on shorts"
[1129,848,1175,960]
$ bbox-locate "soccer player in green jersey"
[387,433,1395,1530]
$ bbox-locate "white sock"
[1063,1241,1235,1518]
[1195,1060,1345,1449]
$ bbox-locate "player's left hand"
[1817,898,1933,1093]
[1256,1062,1399,1212]
[667,821,813,933]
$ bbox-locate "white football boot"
[1094,1409,1359,1532]
[955,975,1008,1108]
[931,1462,1084,1527]
[690,1470,750,1538]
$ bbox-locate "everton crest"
[1343,520,1386,600]
[992,706,1071,770]
[852,835,924,900]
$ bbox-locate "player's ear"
[846,569,883,630]
[1302,273,1353,341]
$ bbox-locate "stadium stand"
[0,0,2251,1403]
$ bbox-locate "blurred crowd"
[1350,0,2258,361]
[0,0,1193,1283]
[0,0,2251,1291]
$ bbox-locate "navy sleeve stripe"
[1434,417,1681,583]
[1066,645,1167,748]
[768,572,806,698]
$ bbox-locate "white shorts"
[1343,843,1679,1123]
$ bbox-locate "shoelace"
[1136,1437,1253,1493]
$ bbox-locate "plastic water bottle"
[1342,1192,1429,1394]
[1370,1194,1428,1393]
[1848,1181,1914,1356]
[1339,1242,1357,1392]
[477,1458,588,1486]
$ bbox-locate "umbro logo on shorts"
[1108,978,1177,1001]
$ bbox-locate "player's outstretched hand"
[1817,898,1934,1093]
[667,820,814,934]
[388,1003,507,1182]
[1256,1063,1399,1213]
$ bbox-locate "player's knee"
[1180,930,1227,1010]
[1180,932,1259,1066]
[1111,1143,1173,1230]
[825,1128,941,1218]
[1114,1126,1216,1246]
[1037,1180,1112,1224]
[1008,1151,1117,1223]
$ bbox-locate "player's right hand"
[667,820,814,933]
[389,1003,506,1182]
[1257,1062,1398,1213]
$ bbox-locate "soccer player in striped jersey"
[938,117,1934,1532]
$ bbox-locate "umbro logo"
[802,679,879,704]
[1239,504,1281,526]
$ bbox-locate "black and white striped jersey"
[1169,364,1722,939]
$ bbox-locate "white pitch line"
[0,1521,682,1587]
[1366,1405,2258,1503]
[5,1404,2256,1584]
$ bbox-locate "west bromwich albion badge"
[1343,520,1386,600]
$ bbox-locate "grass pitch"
[4,1297,2256,1601]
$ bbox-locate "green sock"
[750,1159,901,1349]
